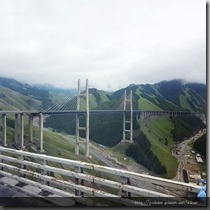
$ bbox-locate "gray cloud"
[0,0,206,90]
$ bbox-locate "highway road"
[172,129,206,183]
[62,134,166,193]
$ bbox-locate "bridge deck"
[0,110,201,115]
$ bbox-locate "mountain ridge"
[0,76,206,113]
[0,76,206,178]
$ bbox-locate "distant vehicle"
[196,156,203,164]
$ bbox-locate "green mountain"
[0,77,111,174]
[44,79,206,178]
[0,76,76,111]
[0,77,206,178]
[0,77,206,113]
[106,79,206,112]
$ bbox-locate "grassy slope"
[108,116,178,178]
[0,87,41,110]
[179,94,191,110]
[5,109,177,178]
[1,82,205,181]
[5,125,119,197]
[103,92,179,178]
[138,97,163,111]
[89,90,110,109]
[31,127,103,165]
[108,143,131,164]
[140,117,178,178]
[0,86,103,166]
[4,122,103,167]
[136,92,178,178]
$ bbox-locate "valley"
[0,77,207,190]
[172,129,206,183]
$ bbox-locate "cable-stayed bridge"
[0,79,205,155]
[0,79,206,206]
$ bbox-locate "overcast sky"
[0,0,206,90]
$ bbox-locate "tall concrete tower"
[75,79,90,157]
[122,90,133,143]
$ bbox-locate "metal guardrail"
[0,146,201,206]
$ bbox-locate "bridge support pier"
[14,114,25,149]
[20,114,24,149]
[15,114,19,147]
[135,113,138,121]
[141,111,144,121]
[145,111,148,119]
[28,114,33,143]
[1,112,44,152]
[2,114,7,147]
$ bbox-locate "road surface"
[172,129,206,183]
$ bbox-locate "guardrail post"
[38,159,52,196]
[0,151,3,177]
[28,114,33,143]
[15,154,27,187]
[42,159,47,185]
[120,176,131,199]
[75,166,84,197]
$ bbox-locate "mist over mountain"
[0,76,206,113]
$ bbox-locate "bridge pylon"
[121,90,133,143]
[75,79,90,157]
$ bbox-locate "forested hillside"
[45,79,206,146]
[170,115,205,141]
[126,129,167,175]
[44,79,206,177]
[193,133,206,158]
[0,76,76,111]
[0,77,206,178]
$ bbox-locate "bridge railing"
[0,146,201,206]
